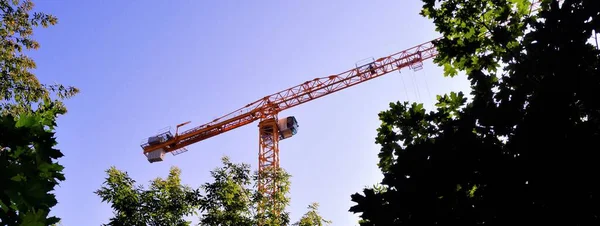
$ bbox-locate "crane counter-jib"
[142,109,261,153]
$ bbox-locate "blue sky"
[31,0,469,225]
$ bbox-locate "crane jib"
[141,40,437,157]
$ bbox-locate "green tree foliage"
[0,0,78,116]
[350,0,600,225]
[0,102,65,226]
[198,156,255,226]
[254,166,292,226]
[1,1,78,225]
[292,203,331,226]
[96,156,327,226]
[95,166,202,226]
[198,156,294,226]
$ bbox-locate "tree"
[198,156,293,226]
[1,0,78,224]
[253,166,292,226]
[198,156,255,226]
[293,203,331,226]
[0,102,66,226]
[0,0,78,116]
[198,156,329,226]
[95,166,202,226]
[350,0,600,225]
[96,156,327,226]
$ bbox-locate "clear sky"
[31,0,470,225]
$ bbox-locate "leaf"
[421,7,430,17]
[0,200,9,212]
[11,174,26,182]
[468,185,478,198]
[443,62,458,77]
[15,114,37,128]
[21,209,46,226]
[509,0,530,15]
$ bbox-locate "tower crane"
[140,0,547,222]
[140,39,437,213]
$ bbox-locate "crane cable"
[400,74,411,102]
[422,67,433,101]
[410,70,422,102]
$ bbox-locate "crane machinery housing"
[140,0,547,223]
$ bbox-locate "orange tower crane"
[140,0,547,221]
[139,39,437,216]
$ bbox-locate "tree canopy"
[95,166,202,226]
[0,102,66,226]
[0,0,78,116]
[198,156,325,226]
[292,203,331,226]
[97,156,329,226]
[1,0,78,225]
[198,156,255,226]
[350,0,600,225]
